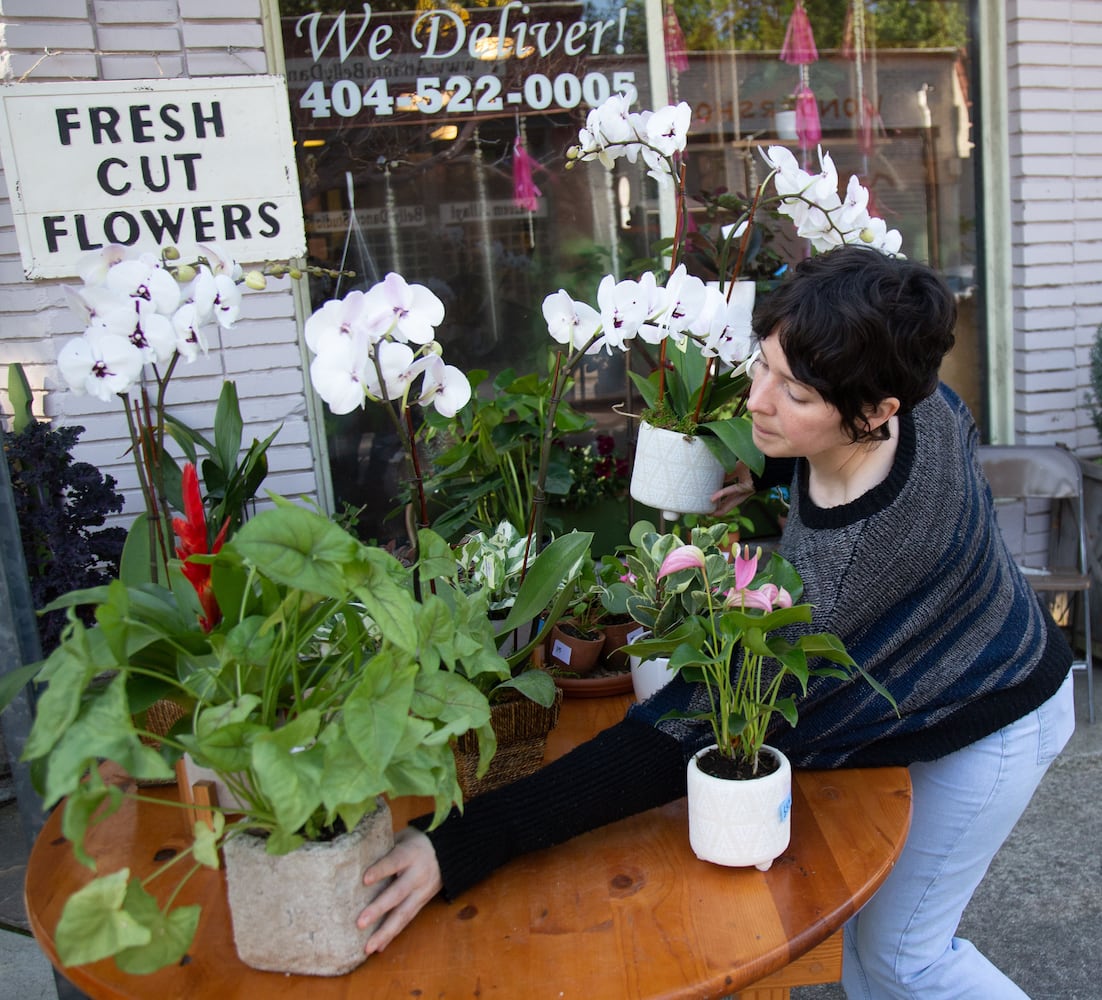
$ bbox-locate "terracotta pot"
[629,421,726,520]
[686,745,791,870]
[546,620,604,676]
[223,799,394,975]
[600,619,638,670]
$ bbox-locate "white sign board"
[0,76,307,278]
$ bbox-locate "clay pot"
[546,620,604,676]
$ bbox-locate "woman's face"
[747,336,851,461]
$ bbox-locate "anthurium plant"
[15,496,530,974]
[623,530,895,776]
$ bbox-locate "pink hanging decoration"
[795,85,821,146]
[780,1,818,66]
[663,2,689,74]
[512,135,541,213]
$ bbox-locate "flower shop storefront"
[278,0,979,543]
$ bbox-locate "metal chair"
[979,445,1095,723]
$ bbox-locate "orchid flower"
[97,297,177,365]
[417,354,472,417]
[363,272,445,345]
[303,289,372,353]
[57,327,143,402]
[105,257,182,315]
[309,334,371,414]
[542,289,600,350]
[172,462,229,632]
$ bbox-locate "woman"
[357,246,1074,999]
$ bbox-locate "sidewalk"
[3,672,1098,1000]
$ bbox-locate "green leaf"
[251,711,323,833]
[191,812,225,869]
[213,381,245,484]
[232,504,368,598]
[41,675,173,807]
[114,882,199,975]
[342,650,417,772]
[0,658,43,714]
[318,726,385,815]
[7,361,34,433]
[494,667,557,707]
[499,531,593,633]
[55,870,151,967]
[703,415,764,474]
[61,776,124,869]
[411,669,492,744]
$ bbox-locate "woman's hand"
[711,462,755,516]
[358,826,442,955]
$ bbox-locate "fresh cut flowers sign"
[0,76,306,278]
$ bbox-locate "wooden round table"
[26,693,912,999]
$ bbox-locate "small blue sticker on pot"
[778,794,791,822]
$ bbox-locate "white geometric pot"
[686,745,791,870]
[629,421,726,520]
[629,651,677,702]
[223,799,394,975]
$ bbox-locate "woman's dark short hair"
[753,245,957,442]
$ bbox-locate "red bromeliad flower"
[172,462,229,631]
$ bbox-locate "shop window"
[279,1,978,541]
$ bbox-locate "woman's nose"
[747,371,769,414]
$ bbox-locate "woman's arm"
[357,715,688,953]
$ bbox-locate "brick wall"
[0,0,320,524]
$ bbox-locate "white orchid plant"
[304,272,472,533]
[532,95,903,540]
[54,244,328,582]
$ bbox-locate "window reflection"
[280,1,977,540]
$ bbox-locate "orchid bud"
[173,264,197,283]
[162,245,180,261]
[289,268,302,280]
[243,270,267,290]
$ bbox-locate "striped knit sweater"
[421,384,1071,899]
[630,382,1072,767]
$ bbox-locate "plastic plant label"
[550,639,572,665]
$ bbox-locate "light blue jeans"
[841,670,1075,999]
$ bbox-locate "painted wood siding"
[0,0,319,527]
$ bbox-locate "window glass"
[280,1,977,540]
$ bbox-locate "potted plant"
[535,96,902,522]
[545,553,607,677]
[614,520,734,701]
[14,494,524,977]
[448,522,594,796]
[415,366,592,541]
[623,532,895,869]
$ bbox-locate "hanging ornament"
[663,1,689,74]
[795,78,822,147]
[780,1,818,66]
[512,134,541,213]
[512,119,541,248]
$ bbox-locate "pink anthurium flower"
[656,544,706,581]
[733,546,761,591]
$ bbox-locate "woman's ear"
[863,396,900,436]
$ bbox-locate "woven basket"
[453,689,564,798]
